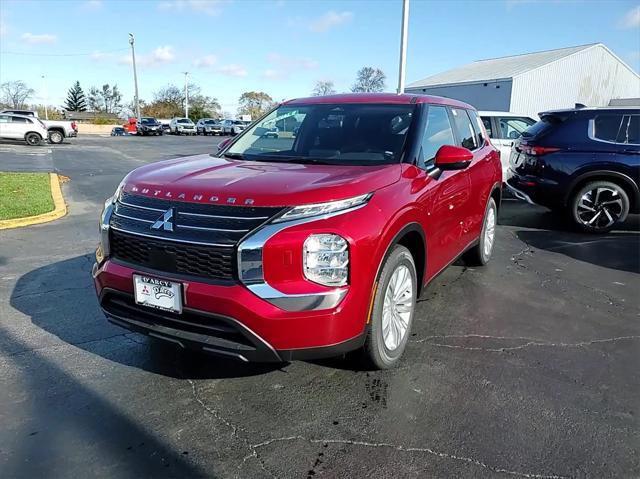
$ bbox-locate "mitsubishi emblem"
[151,208,175,232]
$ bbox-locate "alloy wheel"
[483,203,496,258]
[381,264,414,351]
[576,187,624,230]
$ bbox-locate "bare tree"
[237,91,274,119]
[0,80,35,108]
[312,80,336,96]
[142,83,220,120]
[351,67,386,93]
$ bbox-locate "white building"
[406,43,640,118]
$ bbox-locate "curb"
[0,173,68,230]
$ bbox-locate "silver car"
[196,118,223,136]
[169,118,196,135]
[221,119,249,136]
[0,113,48,145]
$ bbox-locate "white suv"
[479,111,536,179]
[169,118,196,135]
[0,113,48,146]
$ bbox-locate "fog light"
[303,234,348,286]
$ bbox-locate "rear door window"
[11,116,29,123]
[421,105,456,167]
[481,116,494,138]
[621,115,639,144]
[450,108,478,150]
[467,110,485,147]
[499,117,535,140]
[593,115,625,142]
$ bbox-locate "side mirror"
[434,145,473,171]
[217,138,232,153]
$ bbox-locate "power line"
[0,48,128,57]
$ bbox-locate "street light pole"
[129,33,141,121]
[397,0,409,94]
[183,72,189,118]
[41,75,49,120]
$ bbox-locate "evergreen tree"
[64,81,87,111]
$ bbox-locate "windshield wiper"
[249,155,334,165]
[223,152,246,160]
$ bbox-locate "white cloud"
[193,54,218,68]
[217,64,247,77]
[158,0,226,16]
[90,50,114,61]
[83,0,103,9]
[620,5,640,29]
[309,10,353,33]
[262,69,284,80]
[118,46,176,67]
[267,52,318,70]
[21,32,57,44]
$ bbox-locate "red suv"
[94,93,502,369]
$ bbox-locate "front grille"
[110,230,235,280]
[109,192,285,281]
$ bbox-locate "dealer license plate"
[133,275,182,313]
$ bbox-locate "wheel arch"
[47,126,65,137]
[490,182,502,212]
[375,222,426,297]
[565,171,639,212]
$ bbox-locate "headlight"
[274,193,372,223]
[303,234,349,286]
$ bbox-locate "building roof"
[284,92,472,108]
[407,44,601,89]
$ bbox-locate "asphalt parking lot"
[0,135,638,478]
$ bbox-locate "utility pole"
[182,71,189,118]
[41,75,49,120]
[129,33,141,121]
[397,0,409,94]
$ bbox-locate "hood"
[122,154,402,207]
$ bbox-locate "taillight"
[71,121,77,131]
[521,145,560,156]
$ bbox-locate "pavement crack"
[248,435,567,478]
[11,284,93,300]
[411,334,640,352]
[185,378,277,479]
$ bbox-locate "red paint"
[95,93,502,353]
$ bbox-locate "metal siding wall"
[406,80,512,111]
[511,46,640,118]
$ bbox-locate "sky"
[1,0,639,116]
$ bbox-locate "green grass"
[0,172,55,220]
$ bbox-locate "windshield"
[177,119,192,124]
[205,120,217,124]
[226,103,415,165]
[141,118,157,124]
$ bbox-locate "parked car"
[196,118,223,136]
[111,127,126,136]
[136,117,163,136]
[507,107,639,233]
[94,93,502,369]
[0,112,48,145]
[479,111,537,179]
[169,118,196,135]
[0,109,78,144]
[221,119,247,136]
[261,126,279,138]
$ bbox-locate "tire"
[464,197,497,266]
[48,130,63,144]
[25,132,42,146]
[570,180,630,233]
[362,245,417,370]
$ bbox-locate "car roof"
[478,111,536,119]
[283,92,474,109]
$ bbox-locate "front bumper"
[94,261,365,361]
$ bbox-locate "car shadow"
[9,254,283,380]
[499,200,640,274]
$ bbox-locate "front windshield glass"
[141,118,157,124]
[205,120,217,124]
[177,119,192,124]
[225,103,415,165]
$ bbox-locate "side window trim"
[588,116,626,145]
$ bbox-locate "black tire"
[362,245,417,370]
[464,197,497,266]
[570,180,630,233]
[48,130,63,144]
[25,132,42,146]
